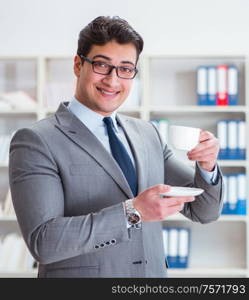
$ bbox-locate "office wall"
[0,0,248,56]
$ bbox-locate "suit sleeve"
[150,121,224,224]
[9,128,130,264]
[164,147,224,223]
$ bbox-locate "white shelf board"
[0,164,8,168]
[164,214,247,222]
[181,160,247,168]
[0,270,37,278]
[0,109,38,115]
[218,160,247,167]
[150,105,247,113]
[0,216,17,221]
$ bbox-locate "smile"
[97,87,120,96]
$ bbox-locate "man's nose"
[102,68,120,85]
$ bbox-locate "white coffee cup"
[169,125,201,151]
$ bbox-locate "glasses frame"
[79,55,138,79]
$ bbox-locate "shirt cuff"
[197,162,218,185]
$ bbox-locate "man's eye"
[119,67,133,73]
[95,62,108,68]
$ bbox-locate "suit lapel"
[54,103,134,198]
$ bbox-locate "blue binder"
[237,173,246,215]
[228,65,238,105]
[177,228,190,268]
[207,66,217,105]
[237,120,246,160]
[217,120,228,159]
[197,66,208,105]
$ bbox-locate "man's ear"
[74,55,82,77]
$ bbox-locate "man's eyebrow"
[92,55,135,66]
[92,55,111,61]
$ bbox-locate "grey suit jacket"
[9,102,223,278]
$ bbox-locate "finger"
[155,184,171,194]
[199,130,214,142]
[188,149,218,161]
[188,151,218,162]
[161,196,195,207]
[166,204,185,216]
[146,184,171,195]
[188,139,219,155]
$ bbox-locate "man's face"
[74,40,137,116]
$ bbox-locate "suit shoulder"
[12,114,56,141]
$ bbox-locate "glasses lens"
[93,62,110,74]
[117,67,136,79]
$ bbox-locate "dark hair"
[77,16,143,61]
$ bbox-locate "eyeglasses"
[80,55,138,79]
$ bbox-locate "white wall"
[0,0,249,56]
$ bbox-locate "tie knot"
[103,117,113,127]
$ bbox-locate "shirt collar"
[68,97,119,133]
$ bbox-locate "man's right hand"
[133,184,196,222]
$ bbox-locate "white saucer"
[160,186,204,197]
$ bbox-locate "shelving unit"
[0,54,248,277]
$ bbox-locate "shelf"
[165,214,247,222]
[167,268,247,277]
[0,109,38,115]
[150,105,247,113]
[218,160,247,167]
[180,160,247,168]
[0,216,17,221]
[0,164,8,168]
[0,270,37,278]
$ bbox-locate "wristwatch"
[124,199,141,225]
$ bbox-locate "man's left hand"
[187,130,220,172]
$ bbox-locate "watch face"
[128,213,141,225]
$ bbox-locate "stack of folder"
[162,227,190,268]
[222,173,246,215]
[197,65,238,105]
[217,120,245,160]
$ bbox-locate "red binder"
[217,65,228,105]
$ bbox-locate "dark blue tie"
[103,117,138,196]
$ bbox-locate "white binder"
[227,120,237,158]
[168,228,178,265]
[207,66,216,105]
[228,175,237,211]
[217,120,227,158]
[178,228,189,267]
[238,120,246,159]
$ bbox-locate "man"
[9,16,223,278]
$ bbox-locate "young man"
[9,16,223,278]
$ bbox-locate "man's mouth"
[96,87,120,96]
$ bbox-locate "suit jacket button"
[94,245,99,249]
[111,239,116,244]
[100,243,105,248]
